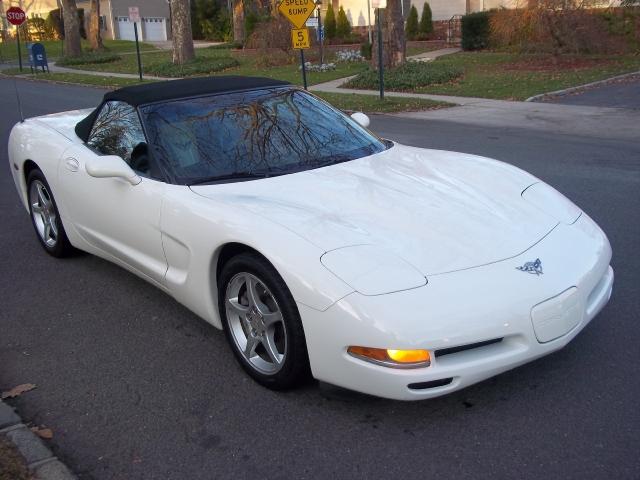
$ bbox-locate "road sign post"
[279,0,315,89]
[6,7,26,72]
[129,7,143,81]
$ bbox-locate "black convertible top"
[75,76,291,142]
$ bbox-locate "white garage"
[142,18,167,42]
[116,17,137,41]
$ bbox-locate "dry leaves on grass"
[30,426,53,439]
[1,384,37,400]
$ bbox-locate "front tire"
[27,169,74,258]
[218,252,310,390]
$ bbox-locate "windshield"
[140,87,388,185]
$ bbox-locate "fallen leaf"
[31,427,53,439]
[1,383,37,399]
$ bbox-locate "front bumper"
[300,213,613,400]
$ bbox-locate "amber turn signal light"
[347,346,431,368]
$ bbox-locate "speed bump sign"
[291,28,310,49]
[279,0,315,29]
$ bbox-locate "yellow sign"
[278,0,315,29]
[291,28,311,49]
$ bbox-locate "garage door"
[143,18,167,42]
[117,17,136,41]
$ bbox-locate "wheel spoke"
[262,311,282,328]
[43,222,51,241]
[262,331,283,365]
[227,298,248,317]
[32,202,43,214]
[245,275,261,309]
[49,215,58,238]
[244,336,259,359]
[36,183,49,208]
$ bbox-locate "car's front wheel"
[27,169,74,257]
[218,252,310,390]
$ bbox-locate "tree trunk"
[170,0,195,64]
[88,0,103,50]
[371,0,406,70]
[61,0,82,57]
[233,0,245,43]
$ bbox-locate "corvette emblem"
[516,258,543,275]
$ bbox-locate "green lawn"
[406,43,447,57]
[0,39,159,62]
[1,70,151,88]
[54,46,369,85]
[409,52,640,100]
[312,91,451,113]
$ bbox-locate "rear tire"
[27,169,74,258]
[218,252,310,390]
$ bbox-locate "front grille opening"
[434,337,503,358]
[408,378,453,390]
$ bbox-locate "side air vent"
[434,338,503,358]
[408,378,453,390]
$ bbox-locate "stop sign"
[6,7,26,26]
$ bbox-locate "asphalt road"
[1,78,639,480]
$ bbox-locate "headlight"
[347,346,431,369]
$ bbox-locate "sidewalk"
[48,61,173,81]
[0,399,75,479]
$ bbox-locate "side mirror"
[86,155,141,185]
[350,112,371,128]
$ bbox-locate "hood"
[191,144,559,276]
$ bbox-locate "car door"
[58,101,167,286]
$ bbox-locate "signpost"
[372,0,386,100]
[278,0,315,90]
[6,6,26,72]
[129,6,143,81]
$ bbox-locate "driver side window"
[87,101,149,174]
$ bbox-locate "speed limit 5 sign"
[291,28,310,49]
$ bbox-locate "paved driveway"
[1,78,639,480]
[540,75,640,109]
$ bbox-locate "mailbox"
[28,43,49,73]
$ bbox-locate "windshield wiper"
[188,171,271,186]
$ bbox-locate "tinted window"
[141,88,387,185]
[87,101,148,173]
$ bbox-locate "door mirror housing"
[350,112,371,128]
[86,155,141,185]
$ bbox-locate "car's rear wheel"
[219,252,310,390]
[27,169,74,257]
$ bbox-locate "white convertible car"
[8,76,613,400]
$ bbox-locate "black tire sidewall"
[27,169,73,258]
[218,252,310,390]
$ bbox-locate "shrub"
[360,42,372,59]
[245,17,293,52]
[57,52,121,66]
[406,6,419,40]
[325,4,337,39]
[336,49,365,62]
[419,2,433,35]
[461,11,490,50]
[344,61,463,91]
[336,6,352,38]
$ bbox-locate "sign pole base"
[300,49,308,90]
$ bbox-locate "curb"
[0,399,76,480]
[525,71,640,102]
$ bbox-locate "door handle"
[65,157,79,172]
